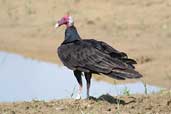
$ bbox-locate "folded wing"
[58,39,142,80]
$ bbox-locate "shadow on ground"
[88,94,136,105]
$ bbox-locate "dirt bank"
[0,91,171,114]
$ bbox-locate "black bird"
[55,15,142,99]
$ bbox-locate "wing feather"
[58,40,129,74]
[58,38,142,79]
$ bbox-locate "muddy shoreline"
[0,91,171,114]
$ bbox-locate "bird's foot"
[86,96,96,100]
[86,97,90,100]
[86,95,90,100]
[75,94,81,100]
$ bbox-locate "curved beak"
[54,17,68,29]
[54,23,59,28]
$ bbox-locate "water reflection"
[0,51,161,102]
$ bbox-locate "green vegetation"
[123,87,130,96]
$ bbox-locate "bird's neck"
[63,26,81,44]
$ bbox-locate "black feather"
[57,25,142,80]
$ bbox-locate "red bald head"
[55,15,74,28]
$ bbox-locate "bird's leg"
[85,72,92,99]
[74,70,82,99]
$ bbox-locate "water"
[0,51,162,102]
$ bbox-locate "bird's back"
[58,39,138,73]
[58,38,142,79]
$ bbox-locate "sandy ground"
[0,91,171,114]
[0,0,171,88]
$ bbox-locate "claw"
[75,94,81,100]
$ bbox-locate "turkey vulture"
[55,15,142,99]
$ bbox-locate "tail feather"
[122,58,137,64]
[122,58,137,69]
[105,68,142,80]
